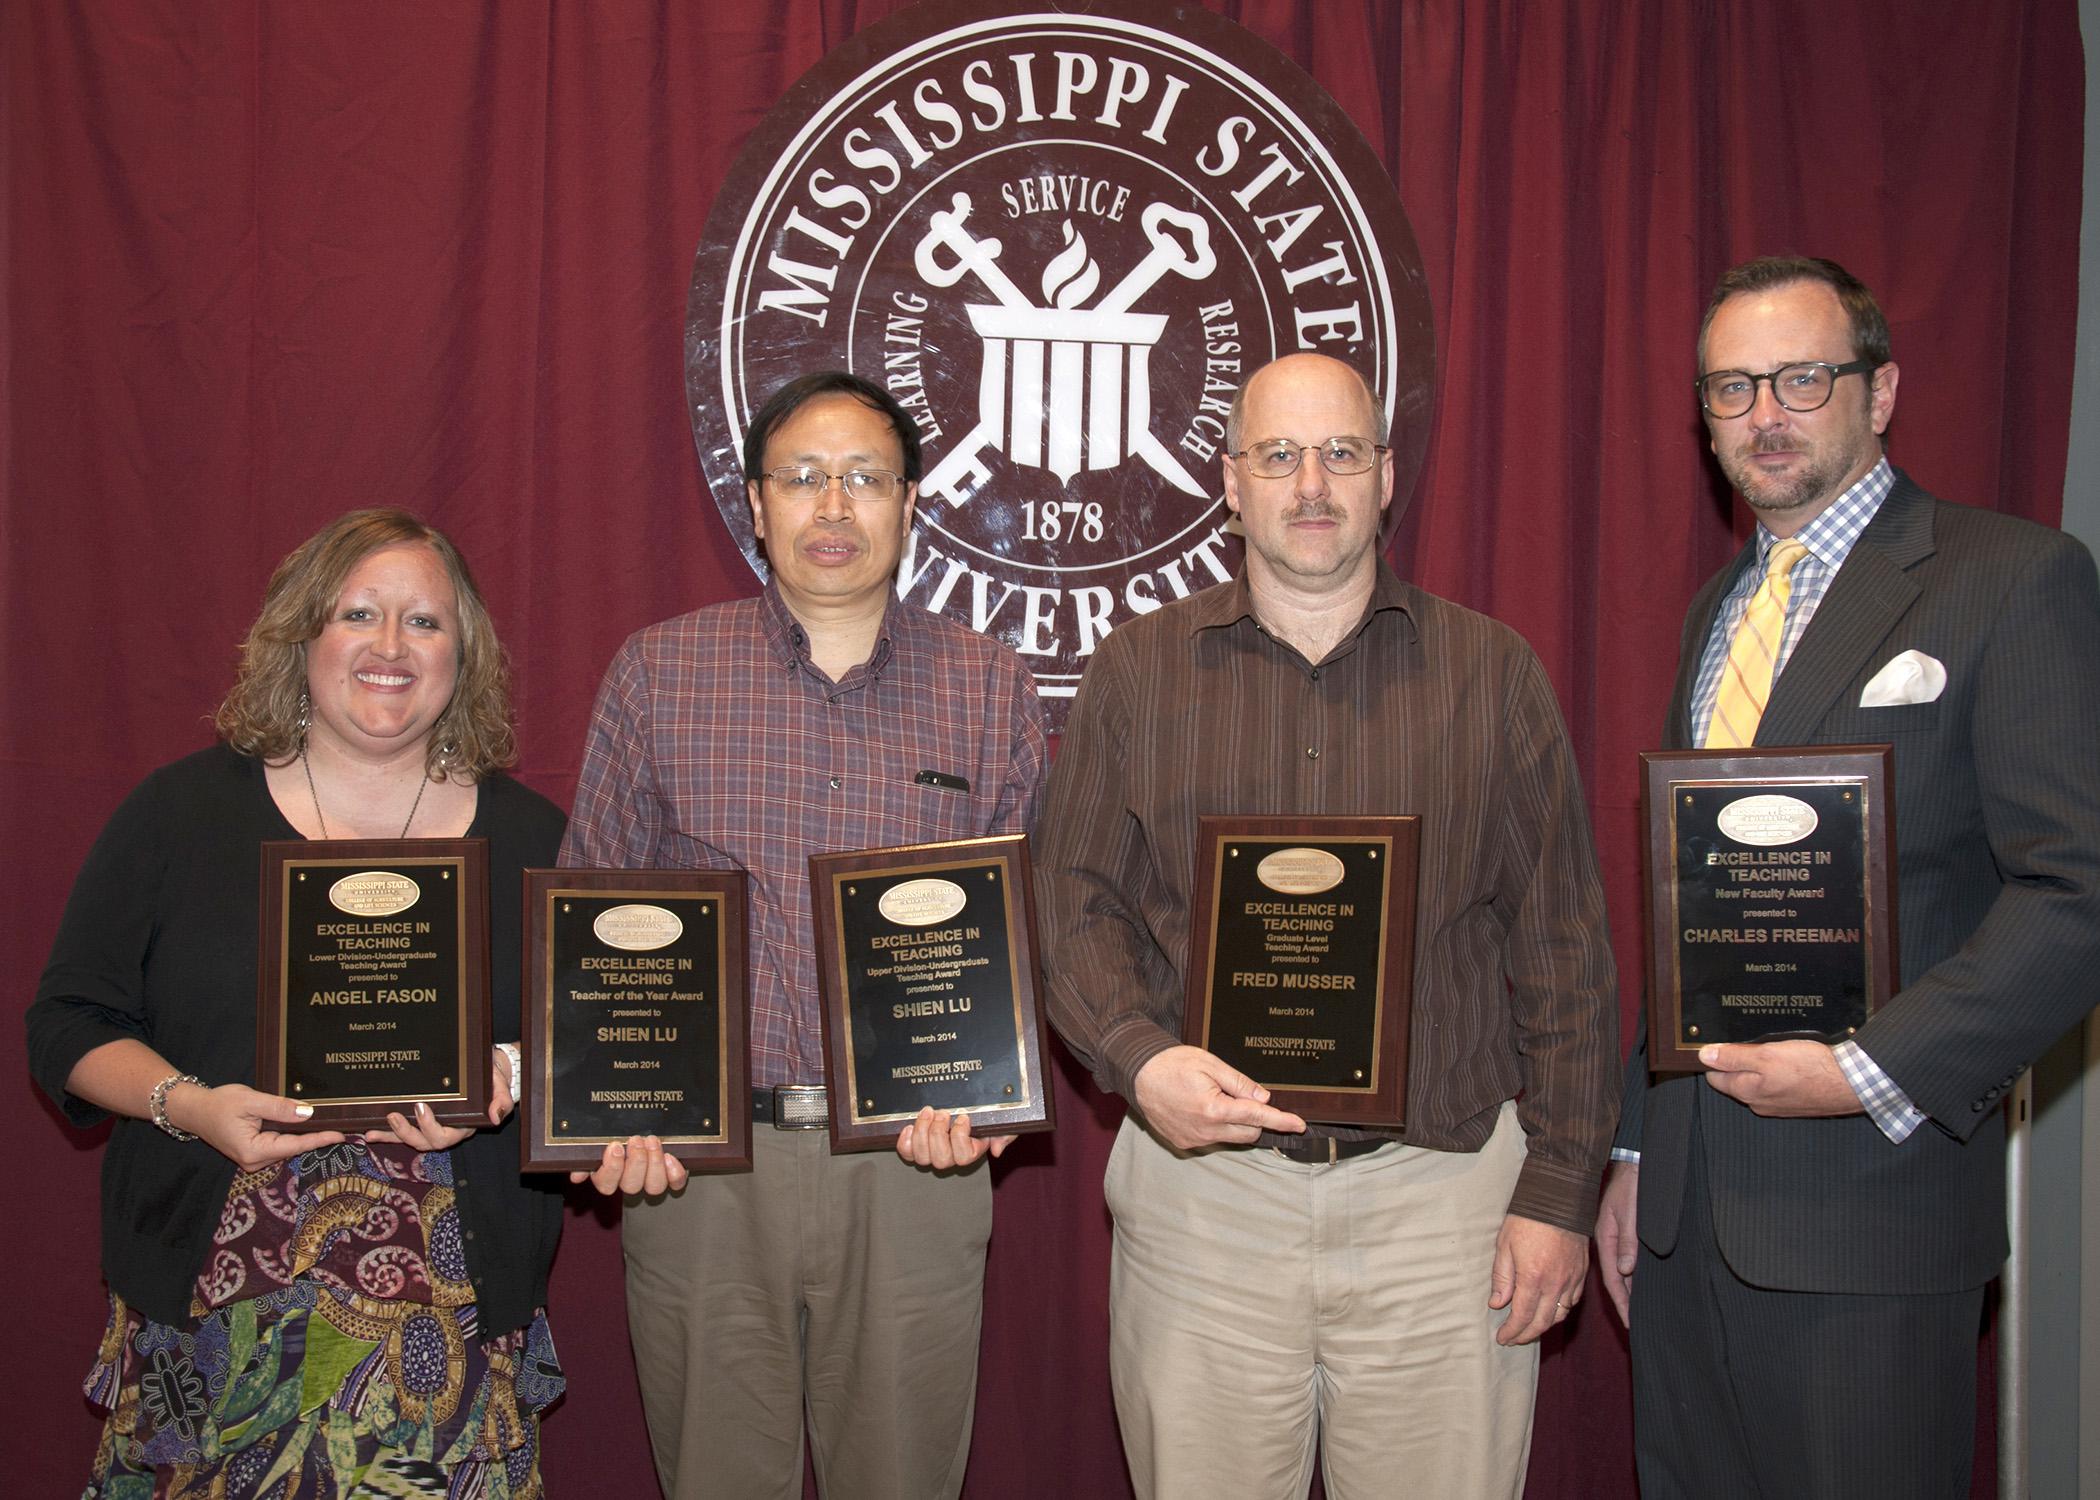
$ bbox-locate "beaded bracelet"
[148,1071,204,1141]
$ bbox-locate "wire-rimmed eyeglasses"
[762,465,907,501]
[1228,436,1388,478]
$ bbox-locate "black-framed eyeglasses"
[762,465,907,501]
[1228,436,1388,479]
[1695,360,1876,419]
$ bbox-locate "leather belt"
[1271,1134,1388,1165]
[752,1085,829,1129]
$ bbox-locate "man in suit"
[1594,255,2100,1498]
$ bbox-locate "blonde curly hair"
[215,509,517,778]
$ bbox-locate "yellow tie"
[1706,538,1809,748]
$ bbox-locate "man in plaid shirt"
[561,371,1047,1500]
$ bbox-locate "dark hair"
[215,508,516,777]
[740,371,923,484]
[1697,255,1893,371]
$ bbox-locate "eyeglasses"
[1229,436,1387,479]
[763,465,907,501]
[1695,360,1876,419]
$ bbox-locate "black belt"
[1270,1134,1388,1164]
[752,1085,828,1129]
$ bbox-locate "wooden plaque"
[521,869,751,1172]
[257,839,491,1131]
[1641,746,1898,1072]
[1184,816,1418,1128]
[809,834,1055,1153]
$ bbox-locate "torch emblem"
[915,194,1217,502]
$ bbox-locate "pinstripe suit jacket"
[1617,473,2100,1293]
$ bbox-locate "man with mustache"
[1596,256,2100,1498]
[561,370,1047,1500]
[1038,351,1620,1498]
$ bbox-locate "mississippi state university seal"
[688,0,1432,721]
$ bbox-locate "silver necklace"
[302,747,429,839]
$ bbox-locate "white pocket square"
[1859,649,1946,707]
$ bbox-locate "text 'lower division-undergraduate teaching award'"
[258,839,491,1131]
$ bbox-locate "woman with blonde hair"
[30,508,567,1497]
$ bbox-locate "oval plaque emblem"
[1255,847,1345,896]
[1716,794,1820,847]
[328,871,420,917]
[593,903,685,952]
[879,878,970,926]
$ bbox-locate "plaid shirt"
[561,584,1048,1087]
[1683,457,1924,1144]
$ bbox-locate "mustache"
[1750,433,1801,454]
[1284,499,1345,522]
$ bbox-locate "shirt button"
[464,1229,476,1241]
[830,776,843,789]
[1306,747,1320,760]
[1310,668,1321,681]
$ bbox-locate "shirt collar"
[1754,456,1894,573]
[1189,557,1417,641]
[759,580,901,681]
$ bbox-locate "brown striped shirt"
[1037,561,1618,1233]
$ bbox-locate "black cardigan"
[28,744,566,1334]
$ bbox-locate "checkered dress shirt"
[561,585,1048,1087]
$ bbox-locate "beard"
[1718,429,1872,521]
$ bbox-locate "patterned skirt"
[80,1138,564,1499]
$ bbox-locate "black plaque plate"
[1642,747,1898,1072]
[521,870,751,1173]
[809,835,1054,1153]
[257,840,491,1130]
[1184,816,1418,1127]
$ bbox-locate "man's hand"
[1132,1045,1307,1151]
[896,1107,1010,1170]
[570,1136,689,1196]
[1594,1163,1638,1327]
[1700,1040,1861,1117]
[1489,1214,1589,1346]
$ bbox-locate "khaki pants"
[1105,1104,1537,1500]
[621,1126,992,1500]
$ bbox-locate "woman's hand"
[365,1099,479,1151]
[489,1043,518,1126]
[366,1045,522,1150]
[166,1081,345,1172]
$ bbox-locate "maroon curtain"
[3,3,2080,1496]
